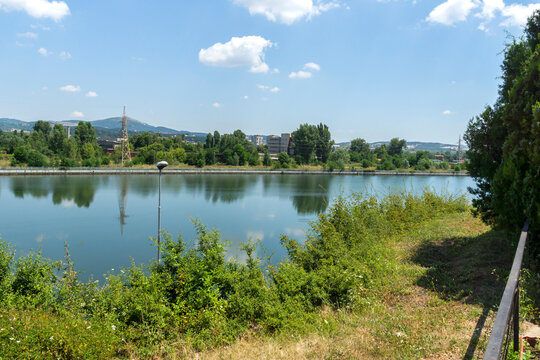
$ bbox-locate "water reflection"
[2,174,475,280]
[8,174,331,218]
[260,175,332,215]
[292,176,331,215]
[181,175,257,203]
[11,176,97,208]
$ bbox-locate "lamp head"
[156,161,168,171]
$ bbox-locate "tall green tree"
[213,130,221,147]
[33,120,51,137]
[292,124,317,164]
[50,124,67,154]
[291,123,334,164]
[349,138,372,163]
[315,123,334,163]
[205,133,214,149]
[388,138,406,156]
[465,10,540,242]
[74,121,97,145]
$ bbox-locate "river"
[0,174,475,280]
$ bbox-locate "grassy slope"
[191,213,511,360]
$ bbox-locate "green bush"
[27,149,48,167]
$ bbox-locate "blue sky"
[1,0,538,143]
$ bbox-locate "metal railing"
[483,221,529,360]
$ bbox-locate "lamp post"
[156,161,168,264]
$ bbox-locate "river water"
[0,174,475,280]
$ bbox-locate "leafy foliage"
[465,10,540,241]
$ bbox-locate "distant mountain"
[0,118,34,132]
[336,140,467,152]
[0,117,207,139]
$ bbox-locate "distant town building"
[267,135,281,154]
[280,133,290,153]
[267,133,293,155]
[251,135,263,146]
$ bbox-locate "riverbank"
[0,193,518,359]
[0,167,469,176]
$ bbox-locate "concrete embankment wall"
[0,168,469,176]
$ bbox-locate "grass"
[186,212,513,360]
[0,191,526,359]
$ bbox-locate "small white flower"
[0,328,4,331]
[16,340,20,343]
[120,270,125,274]
[49,336,54,340]
[9,337,14,341]
[86,326,91,329]
[111,325,116,331]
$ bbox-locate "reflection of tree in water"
[10,176,98,208]
[123,174,256,204]
[291,176,332,215]
[183,174,256,203]
[11,177,50,199]
[127,175,157,197]
[9,173,332,215]
[51,176,97,208]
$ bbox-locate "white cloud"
[443,110,452,115]
[476,0,505,20]
[85,91,98,98]
[501,3,540,26]
[246,231,264,241]
[30,24,50,30]
[284,227,305,237]
[37,47,51,56]
[257,84,280,92]
[70,111,84,118]
[304,62,320,71]
[199,36,273,73]
[426,0,478,25]
[17,31,37,38]
[212,102,222,108]
[243,95,249,99]
[233,0,340,24]
[59,50,71,60]
[60,85,80,92]
[289,70,312,79]
[0,0,70,21]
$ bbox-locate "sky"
[1,0,539,143]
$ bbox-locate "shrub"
[26,150,48,167]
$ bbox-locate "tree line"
[464,11,539,310]
[0,121,462,171]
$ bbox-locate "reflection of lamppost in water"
[156,161,168,264]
